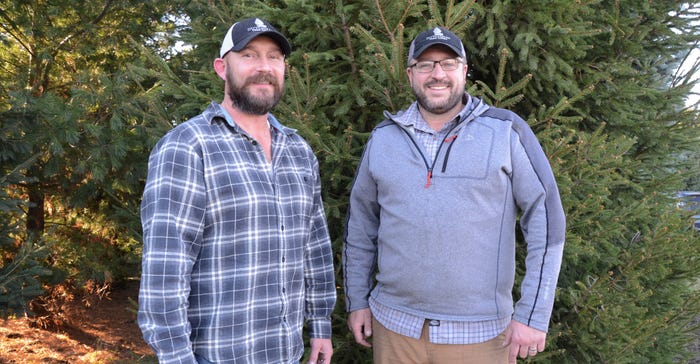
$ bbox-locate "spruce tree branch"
[0,7,32,55]
[56,0,115,53]
[30,1,116,96]
[671,40,699,88]
[0,152,43,185]
[427,0,442,26]
[447,0,457,25]
[394,1,416,34]
[339,11,357,75]
[373,0,393,43]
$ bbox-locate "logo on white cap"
[219,18,291,58]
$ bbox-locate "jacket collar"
[384,93,488,128]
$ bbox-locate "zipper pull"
[425,169,433,188]
[441,135,458,173]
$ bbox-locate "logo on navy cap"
[248,18,269,32]
[427,27,451,41]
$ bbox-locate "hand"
[502,320,546,363]
[347,308,373,347]
[308,338,332,364]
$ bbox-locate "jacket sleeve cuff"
[512,312,550,333]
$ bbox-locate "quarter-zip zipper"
[397,121,461,188]
[390,98,481,187]
[442,135,458,173]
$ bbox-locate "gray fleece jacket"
[343,95,566,332]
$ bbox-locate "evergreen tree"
[141,1,699,362]
[0,0,175,312]
[2,0,699,362]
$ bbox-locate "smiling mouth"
[426,85,451,94]
[426,81,451,90]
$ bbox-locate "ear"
[213,58,227,80]
[406,66,414,83]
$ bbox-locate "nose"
[431,62,448,77]
[255,57,273,72]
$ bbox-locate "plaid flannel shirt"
[138,102,336,364]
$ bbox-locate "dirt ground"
[1,281,699,363]
[0,280,155,364]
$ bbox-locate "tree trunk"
[26,187,45,234]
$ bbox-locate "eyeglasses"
[409,58,463,73]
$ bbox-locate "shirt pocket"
[274,165,315,220]
[437,129,494,180]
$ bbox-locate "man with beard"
[138,18,336,364]
[343,27,566,364]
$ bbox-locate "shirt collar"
[210,102,293,135]
[401,93,473,132]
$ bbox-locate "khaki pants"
[372,317,509,364]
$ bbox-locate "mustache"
[245,73,278,87]
[425,79,451,87]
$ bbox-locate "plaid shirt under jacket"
[138,102,336,364]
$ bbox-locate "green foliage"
[0,0,174,313]
[42,210,142,286]
[544,123,700,362]
[0,238,52,316]
[1,0,700,362]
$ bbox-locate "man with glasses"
[343,26,566,364]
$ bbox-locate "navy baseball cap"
[408,26,467,63]
[219,18,291,58]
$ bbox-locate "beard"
[226,71,284,115]
[412,79,463,115]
